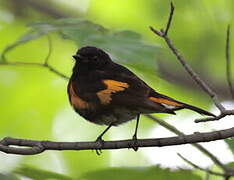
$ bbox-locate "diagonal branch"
[177,153,232,177]
[225,25,234,99]
[149,2,234,123]
[145,115,230,172]
[149,3,225,112]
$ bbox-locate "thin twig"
[149,2,234,123]
[44,35,52,65]
[1,126,234,155]
[195,110,234,123]
[0,61,69,80]
[145,115,230,172]
[163,2,174,36]
[177,153,231,177]
[225,25,234,99]
[149,2,225,112]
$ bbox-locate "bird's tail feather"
[148,92,215,117]
[181,103,215,117]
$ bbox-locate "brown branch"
[145,115,230,172]
[0,61,69,80]
[149,2,234,124]
[157,60,232,99]
[163,2,174,36]
[195,110,234,123]
[177,153,232,177]
[0,127,234,155]
[226,25,234,99]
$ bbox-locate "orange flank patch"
[69,82,90,109]
[149,97,183,107]
[97,80,129,105]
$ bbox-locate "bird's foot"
[132,134,139,151]
[95,136,104,155]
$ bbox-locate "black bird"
[68,46,215,150]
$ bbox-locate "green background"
[0,0,234,179]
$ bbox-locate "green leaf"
[57,18,160,73]
[14,165,72,180]
[225,138,234,155]
[3,18,160,74]
[80,166,202,180]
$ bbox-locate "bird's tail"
[181,103,216,117]
[149,92,215,117]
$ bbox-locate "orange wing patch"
[69,82,90,109]
[149,97,183,107]
[97,80,129,105]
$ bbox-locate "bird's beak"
[72,54,81,61]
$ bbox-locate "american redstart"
[68,46,215,149]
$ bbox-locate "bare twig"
[1,127,234,155]
[164,2,174,36]
[145,115,230,172]
[150,6,225,111]
[195,110,234,123]
[44,35,52,65]
[0,34,68,80]
[177,153,232,177]
[225,25,234,99]
[0,61,69,80]
[158,60,233,99]
[150,2,234,124]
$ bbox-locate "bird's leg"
[95,124,112,155]
[132,114,140,151]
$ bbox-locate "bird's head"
[73,46,112,68]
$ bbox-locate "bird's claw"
[132,134,139,151]
[95,136,104,155]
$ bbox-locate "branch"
[195,110,234,123]
[177,153,233,177]
[145,115,229,172]
[0,36,69,80]
[225,25,234,99]
[150,2,234,123]
[1,127,234,155]
[157,60,232,99]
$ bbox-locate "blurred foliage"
[2,18,160,75]
[80,166,202,180]
[0,0,234,180]
[14,165,72,180]
[0,174,20,180]
[225,138,234,155]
